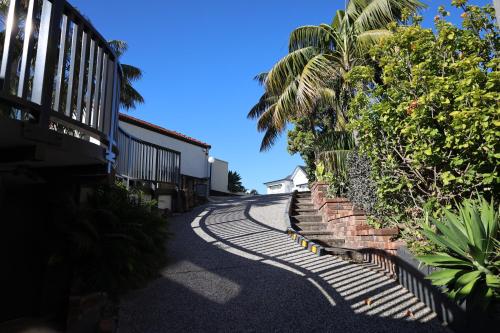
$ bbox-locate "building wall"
[211,159,229,193]
[265,168,310,194]
[119,121,209,179]
[292,169,309,192]
[266,180,292,194]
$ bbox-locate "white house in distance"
[264,166,310,194]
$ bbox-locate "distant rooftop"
[263,166,306,185]
[119,113,211,149]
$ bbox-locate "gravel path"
[119,194,450,333]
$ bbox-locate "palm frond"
[273,78,299,131]
[108,40,128,58]
[296,54,336,112]
[348,0,426,33]
[265,46,318,95]
[248,93,277,120]
[318,149,352,176]
[257,105,276,132]
[120,83,145,110]
[254,72,268,86]
[259,125,281,152]
[316,131,355,175]
[317,131,355,152]
[331,10,346,29]
[121,64,143,82]
[289,24,335,52]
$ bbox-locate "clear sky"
[71,0,490,193]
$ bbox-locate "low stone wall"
[311,182,402,252]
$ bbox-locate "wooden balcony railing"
[116,128,181,185]
[0,0,121,166]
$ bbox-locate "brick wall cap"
[310,182,329,191]
[323,197,350,203]
[368,227,400,236]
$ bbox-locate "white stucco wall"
[211,159,229,193]
[265,167,310,194]
[119,121,209,179]
[291,168,309,192]
[266,180,292,194]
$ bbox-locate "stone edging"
[286,228,325,256]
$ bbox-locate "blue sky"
[71,0,490,193]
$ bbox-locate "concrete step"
[324,247,364,263]
[306,235,346,248]
[294,203,314,209]
[293,215,322,223]
[293,208,317,214]
[299,229,335,239]
[296,192,311,198]
[295,222,328,231]
[295,204,318,213]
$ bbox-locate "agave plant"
[417,197,500,311]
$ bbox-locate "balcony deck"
[0,0,121,172]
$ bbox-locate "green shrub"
[417,197,499,312]
[348,3,499,239]
[346,150,378,215]
[71,182,168,300]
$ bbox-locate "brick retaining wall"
[310,182,403,252]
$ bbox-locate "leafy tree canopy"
[348,2,499,240]
[228,170,246,193]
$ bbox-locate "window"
[269,184,282,190]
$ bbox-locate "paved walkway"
[119,195,449,333]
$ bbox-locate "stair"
[296,198,313,204]
[294,208,317,213]
[304,235,345,247]
[290,192,361,261]
[294,203,314,209]
[292,214,322,223]
[295,222,328,231]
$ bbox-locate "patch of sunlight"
[262,259,305,276]
[163,261,241,305]
[213,241,263,261]
[192,225,217,243]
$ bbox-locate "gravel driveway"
[119,194,450,333]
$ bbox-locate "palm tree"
[249,0,425,152]
[108,40,144,110]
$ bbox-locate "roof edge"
[119,113,211,149]
[264,179,292,185]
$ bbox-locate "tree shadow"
[119,197,450,333]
